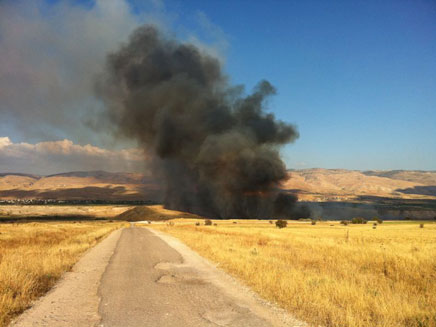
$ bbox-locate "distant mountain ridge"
[1,169,435,201]
[362,170,436,185]
[0,170,160,201]
[284,169,436,201]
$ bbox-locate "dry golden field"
[0,205,133,219]
[149,220,436,327]
[0,221,127,326]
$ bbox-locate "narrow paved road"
[98,227,278,327]
[12,226,305,327]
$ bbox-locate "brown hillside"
[0,171,161,201]
[282,169,436,201]
[0,169,435,202]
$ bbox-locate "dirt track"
[12,226,306,327]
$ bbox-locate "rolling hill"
[283,169,436,201]
[0,171,160,201]
[0,169,435,202]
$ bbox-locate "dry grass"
[0,221,126,326]
[0,205,133,219]
[150,220,436,327]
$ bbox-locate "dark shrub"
[195,222,200,226]
[351,217,367,224]
[311,220,316,225]
[233,221,237,224]
[275,220,287,228]
[340,220,349,226]
[269,220,273,224]
[204,219,212,226]
[420,223,424,228]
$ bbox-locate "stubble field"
[149,219,436,327]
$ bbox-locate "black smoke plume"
[96,25,310,219]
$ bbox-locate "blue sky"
[1,0,435,172]
[154,0,436,170]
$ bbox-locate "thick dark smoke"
[97,25,310,219]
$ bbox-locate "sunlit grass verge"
[149,220,436,327]
[0,221,127,326]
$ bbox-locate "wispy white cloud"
[185,11,229,63]
[0,137,146,174]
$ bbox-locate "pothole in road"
[156,274,177,284]
[202,307,249,326]
[155,261,206,284]
[155,273,207,285]
[154,262,174,270]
